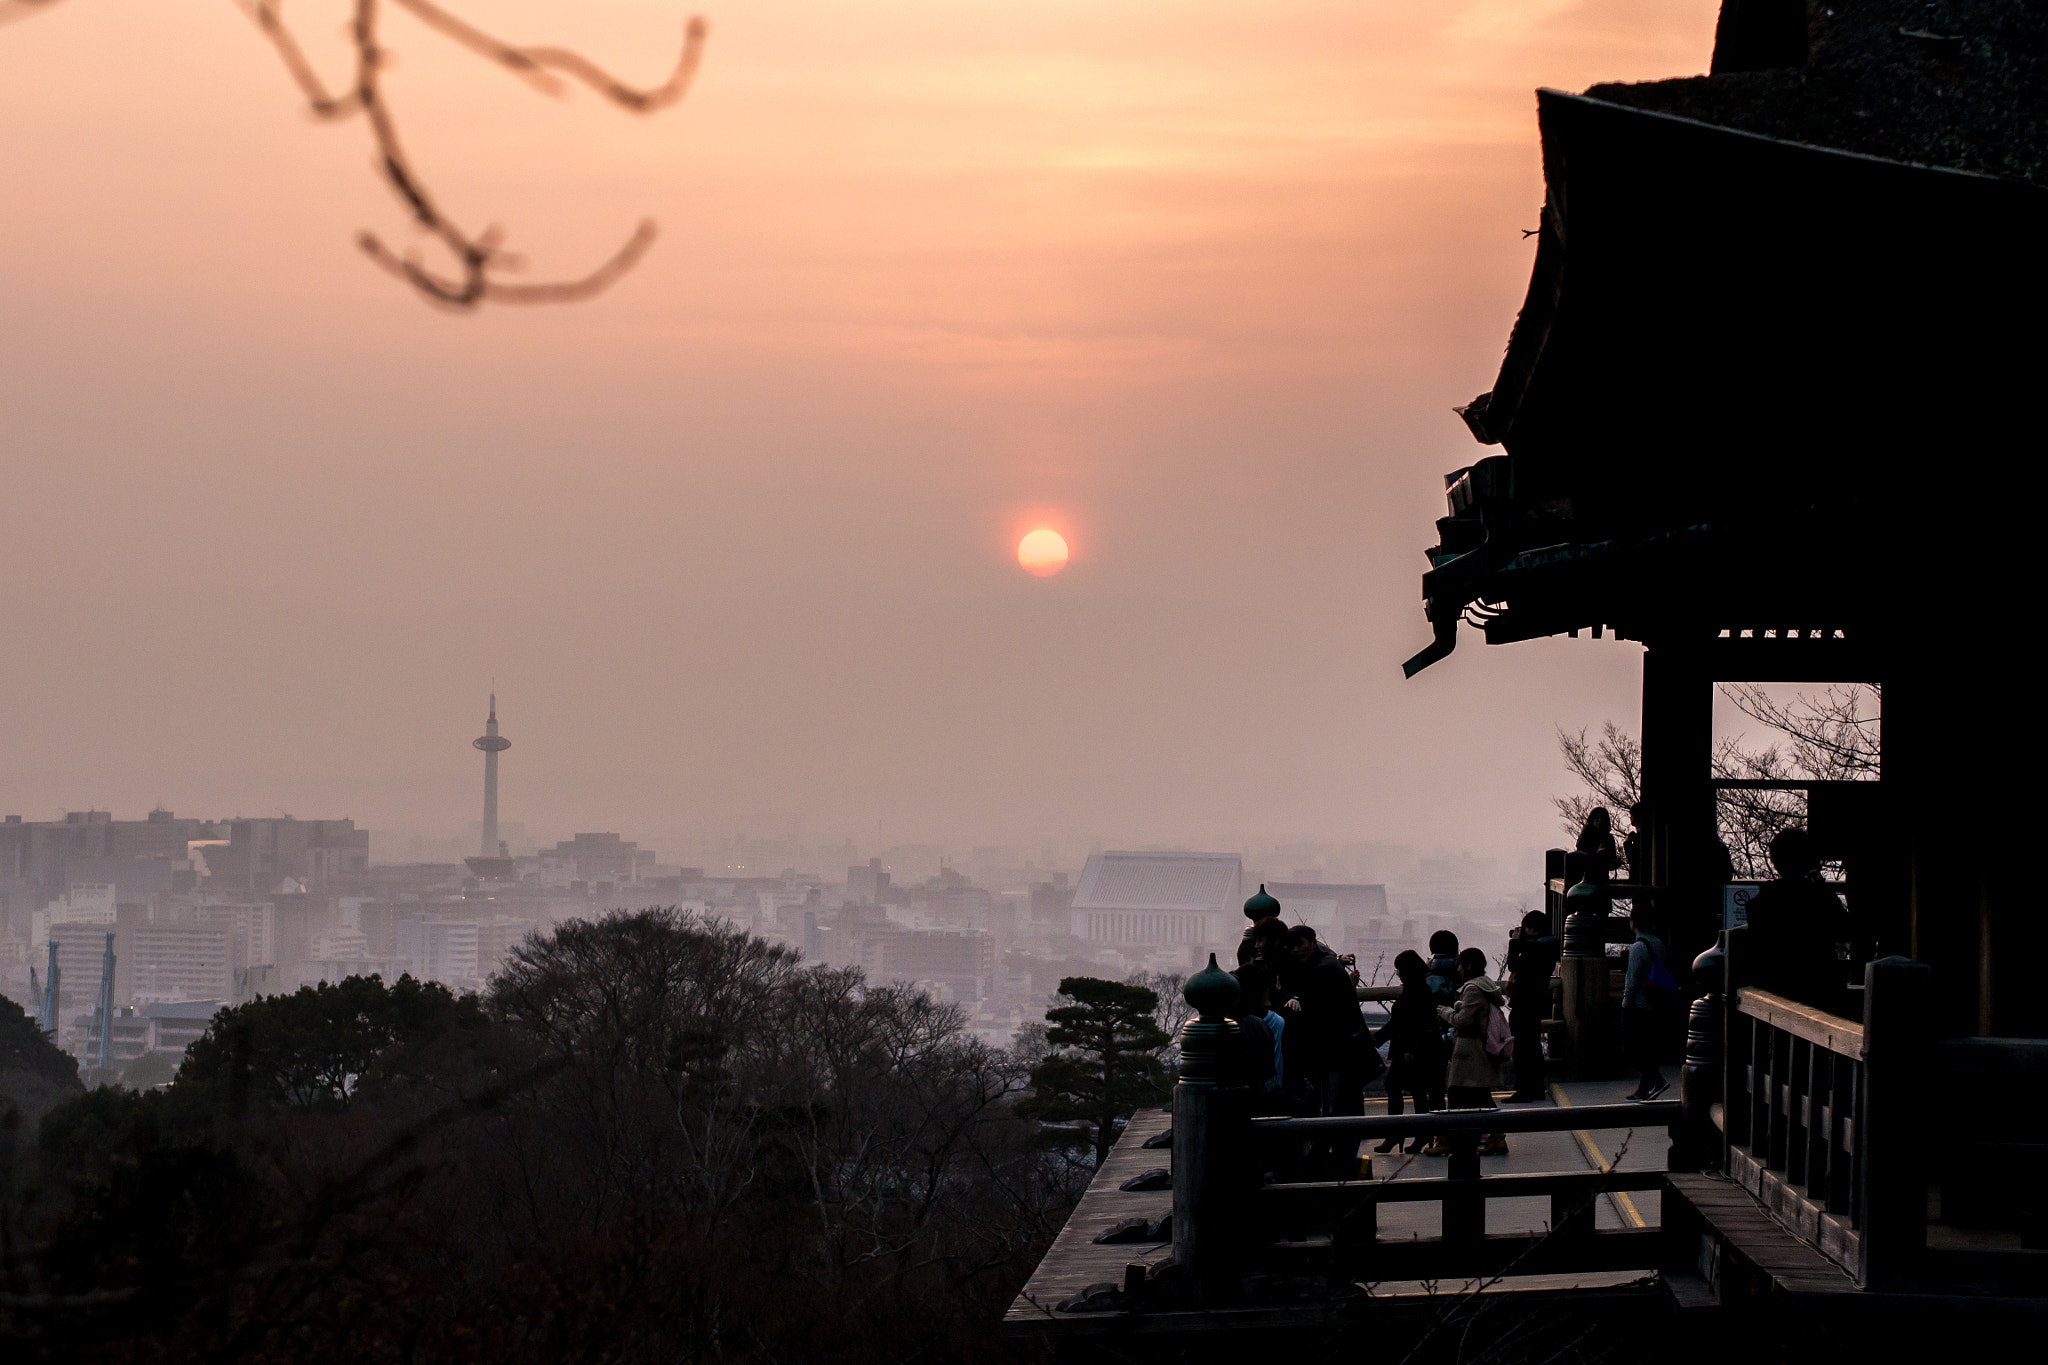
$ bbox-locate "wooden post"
[1444,1125,1484,1241]
[1172,954,1249,1303]
[1857,955,1930,1289]
[1560,884,1612,1074]
[1550,1187,1594,1241]
[1639,642,1716,964]
[1679,933,1726,1171]
[1721,926,1750,1166]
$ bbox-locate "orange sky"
[0,1,1721,860]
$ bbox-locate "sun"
[1017,528,1069,577]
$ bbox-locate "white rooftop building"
[1069,851,1243,969]
[1258,882,1390,946]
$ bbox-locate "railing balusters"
[1787,1035,1810,1186]
[1828,1051,1854,1216]
[1723,965,1928,1290]
[1741,1016,1755,1150]
[1767,1027,1792,1170]
[1804,1046,1829,1205]
[1749,1011,1771,1155]
[1843,1055,1859,1219]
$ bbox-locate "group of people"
[1231,915,1370,1121]
[1229,888,1567,1163]
[1223,813,1852,1165]
[1577,805,1855,1091]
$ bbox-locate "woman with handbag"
[1438,947,1512,1156]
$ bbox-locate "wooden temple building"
[1004,4,2045,1354]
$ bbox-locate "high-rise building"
[128,923,236,1004]
[475,916,537,976]
[846,858,891,904]
[206,818,370,895]
[395,915,481,987]
[466,694,515,881]
[875,927,993,1003]
[546,833,652,884]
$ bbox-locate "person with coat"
[1278,924,1370,1177]
[1576,807,1622,882]
[1437,946,1510,1156]
[1622,909,1677,1102]
[1278,925,1367,1115]
[1374,949,1446,1153]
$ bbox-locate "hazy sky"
[0,1,1725,860]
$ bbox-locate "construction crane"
[32,940,60,1041]
[90,932,116,1074]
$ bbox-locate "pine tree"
[1019,976,1172,1167]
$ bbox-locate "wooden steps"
[1663,1172,1857,1304]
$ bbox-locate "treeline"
[1,911,1092,1364]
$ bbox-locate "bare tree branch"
[235,0,363,117]
[0,0,68,30]
[12,0,707,308]
[1552,722,1641,838]
[1556,686,1881,880]
[1719,682,1879,780]
[390,0,707,112]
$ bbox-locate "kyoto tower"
[466,694,515,880]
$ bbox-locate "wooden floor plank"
[1005,1108,1177,1322]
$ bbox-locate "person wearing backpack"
[1415,931,1465,1154]
[1622,908,1680,1102]
[1438,947,1512,1155]
[1423,930,1461,1007]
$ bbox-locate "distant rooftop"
[1071,852,1243,913]
[141,1000,226,1020]
[1259,881,1389,925]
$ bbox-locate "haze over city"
[14,2,2039,1360]
[0,1,1736,865]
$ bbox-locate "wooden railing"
[1168,960,1681,1299]
[1244,1105,1676,1279]
[1685,934,1929,1290]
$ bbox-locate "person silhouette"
[1740,828,1851,1012]
[1577,808,1621,882]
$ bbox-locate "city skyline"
[0,2,1726,865]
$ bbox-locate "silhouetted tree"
[0,996,76,1090]
[0,995,82,1134]
[1712,683,1880,876]
[4,914,1079,1363]
[1124,968,1191,1063]
[117,1051,177,1091]
[1019,976,1171,1168]
[1556,685,1881,879]
[176,972,487,1109]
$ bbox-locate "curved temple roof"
[1404,22,2048,676]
